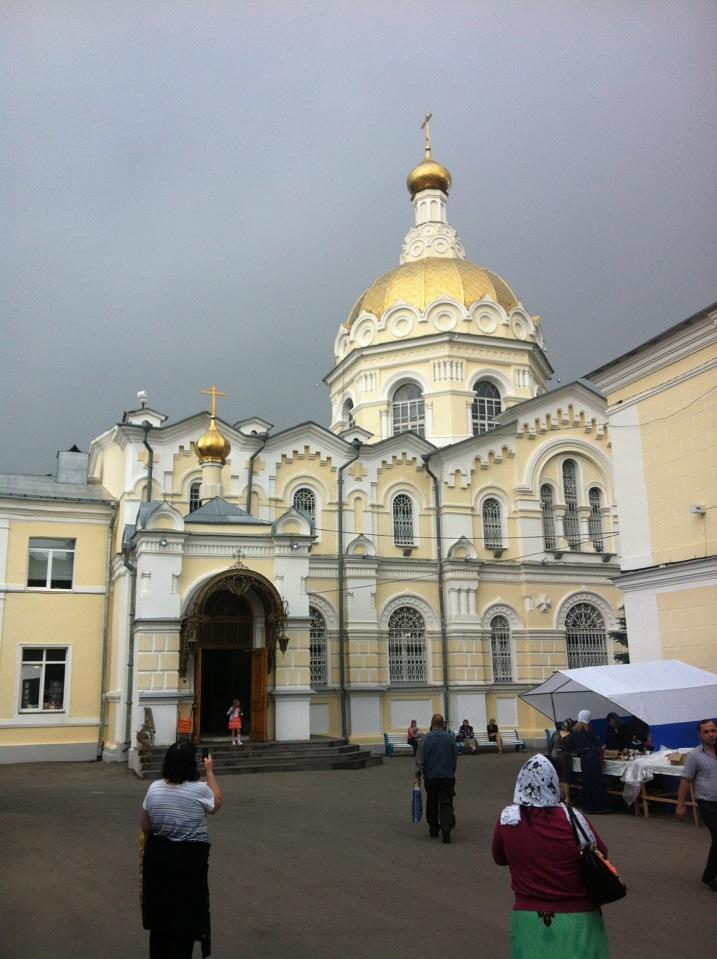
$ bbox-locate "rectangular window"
[27,538,75,589]
[20,647,67,710]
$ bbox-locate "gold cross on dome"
[421,112,433,157]
[200,384,227,418]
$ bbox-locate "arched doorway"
[180,568,290,742]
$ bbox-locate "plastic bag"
[412,784,423,823]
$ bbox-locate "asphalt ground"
[1,751,715,959]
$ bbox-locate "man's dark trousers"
[425,778,456,835]
[698,800,717,882]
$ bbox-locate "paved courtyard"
[1,750,714,958]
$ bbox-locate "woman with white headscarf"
[572,709,609,814]
[492,754,609,958]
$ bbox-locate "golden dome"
[348,257,519,325]
[407,156,452,197]
[196,416,231,465]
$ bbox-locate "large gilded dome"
[347,256,520,326]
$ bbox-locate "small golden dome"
[196,416,231,465]
[407,156,452,198]
[348,257,519,324]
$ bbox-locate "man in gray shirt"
[415,713,458,843]
[677,718,717,891]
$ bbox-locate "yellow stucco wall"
[657,585,717,670]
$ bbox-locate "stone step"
[137,737,381,777]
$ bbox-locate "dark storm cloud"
[2,1,716,473]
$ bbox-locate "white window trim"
[26,539,76,591]
[15,644,72,719]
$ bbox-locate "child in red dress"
[227,699,243,746]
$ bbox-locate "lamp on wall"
[159,537,168,549]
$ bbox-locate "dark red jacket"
[492,805,607,913]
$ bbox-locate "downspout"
[122,543,137,752]
[421,452,450,728]
[337,439,362,739]
[142,422,154,502]
[246,432,269,515]
[96,501,117,759]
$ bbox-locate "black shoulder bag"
[566,804,627,905]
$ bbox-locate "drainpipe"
[246,432,269,515]
[421,452,450,728]
[337,439,362,739]
[96,502,117,760]
[142,422,154,502]
[122,543,138,752]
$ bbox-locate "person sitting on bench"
[487,719,503,754]
[457,719,478,754]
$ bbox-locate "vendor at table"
[605,712,632,751]
[572,709,610,814]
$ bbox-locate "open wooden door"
[250,647,268,741]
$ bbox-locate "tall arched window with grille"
[565,603,608,667]
[540,483,556,551]
[189,481,202,513]
[293,487,316,525]
[309,606,328,687]
[472,380,502,435]
[588,487,604,552]
[342,398,354,427]
[471,380,501,436]
[392,494,415,546]
[482,497,503,549]
[392,383,425,437]
[562,459,581,550]
[490,615,513,682]
[388,607,427,684]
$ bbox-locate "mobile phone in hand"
[201,747,209,760]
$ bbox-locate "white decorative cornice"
[400,223,465,263]
[614,556,717,591]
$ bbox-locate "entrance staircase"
[137,736,382,778]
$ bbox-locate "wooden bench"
[383,733,414,756]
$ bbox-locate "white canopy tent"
[521,660,717,725]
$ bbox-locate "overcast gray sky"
[3,1,716,475]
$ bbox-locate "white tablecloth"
[571,748,692,804]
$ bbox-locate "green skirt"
[511,909,608,959]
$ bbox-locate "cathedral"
[0,133,623,768]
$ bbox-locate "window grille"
[189,482,202,513]
[392,384,425,437]
[562,460,581,550]
[588,487,604,552]
[27,538,75,589]
[388,607,427,684]
[20,647,67,710]
[309,606,328,687]
[393,494,415,546]
[482,498,503,549]
[472,381,502,435]
[540,484,556,551]
[293,487,316,525]
[565,603,608,668]
[490,615,513,683]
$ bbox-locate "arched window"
[392,383,425,437]
[490,614,512,683]
[342,398,354,428]
[540,484,556,551]
[309,606,328,687]
[588,487,604,552]
[293,487,316,525]
[472,381,502,435]
[565,603,608,668]
[388,607,427,684]
[393,494,415,546]
[562,459,581,550]
[482,497,503,550]
[189,481,202,513]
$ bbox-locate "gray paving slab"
[1,751,714,958]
